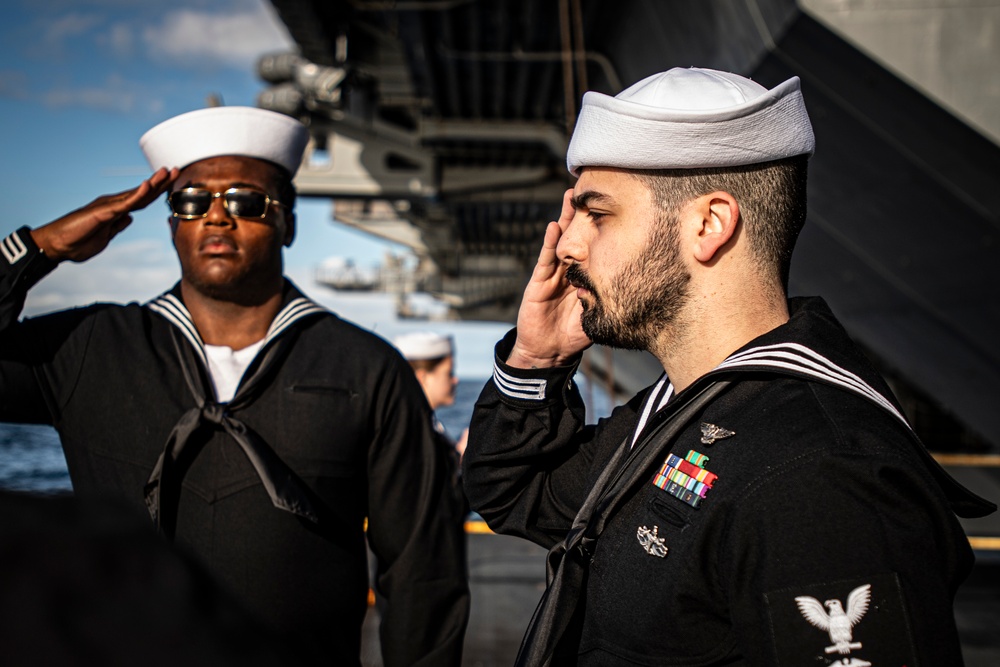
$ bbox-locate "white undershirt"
[204,341,265,403]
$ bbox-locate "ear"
[282,212,296,248]
[692,191,739,263]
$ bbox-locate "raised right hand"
[506,189,592,369]
[30,167,178,263]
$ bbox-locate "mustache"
[565,263,597,295]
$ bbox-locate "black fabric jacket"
[0,227,469,666]
[463,296,994,666]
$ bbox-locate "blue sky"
[0,0,511,377]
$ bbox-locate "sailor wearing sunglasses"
[0,106,469,665]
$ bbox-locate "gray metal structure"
[257,0,1000,459]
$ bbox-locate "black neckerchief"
[143,282,328,541]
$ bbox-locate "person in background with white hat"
[0,106,469,665]
[394,332,469,506]
[462,67,993,666]
[393,331,468,457]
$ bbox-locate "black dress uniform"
[0,226,469,666]
[464,296,994,666]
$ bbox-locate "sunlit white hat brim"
[140,106,309,176]
[567,70,815,175]
[393,332,454,361]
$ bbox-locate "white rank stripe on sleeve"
[716,342,909,427]
[1,230,28,265]
[493,361,547,401]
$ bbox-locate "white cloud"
[39,73,167,114]
[98,22,135,57]
[42,85,135,113]
[23,239,179,317]
[42,14,103,50]
[142,1,294,69]
[0,71,29,100]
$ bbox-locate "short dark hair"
[407,356,449,373]
[630,155,809,288]
[270,166,296,212]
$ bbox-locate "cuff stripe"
[493,361,547,401]
[1,231,28,265]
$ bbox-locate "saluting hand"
[507,189,592,369]
[30,167,179,263]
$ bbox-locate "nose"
[555,210,589,265]
[204,193,235,226]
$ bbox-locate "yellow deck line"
[932,453,1000,467]
[465,520,494,534]
[969,537,1000,551]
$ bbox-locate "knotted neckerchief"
[515,379,733,666]
[144,321,323,540]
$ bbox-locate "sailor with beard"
[461,67,993,666]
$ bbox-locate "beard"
[566,219,691,351]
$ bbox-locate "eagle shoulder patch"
[765,573,916,666]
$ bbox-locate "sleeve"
[364,350,471,667]
[0,227,58,424]
[0,226,98,426]
[461,329,643,548]
[721,446,973,667]
[0,227,58,331]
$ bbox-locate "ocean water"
[0,375,615,494]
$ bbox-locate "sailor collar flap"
[145,281,329,372]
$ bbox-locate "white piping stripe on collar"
[721,342,903,419]
[265,298,328,345]
[493,362,547,401]
[631,374,671,448]
[1,230,28,265]
[717,343,909,427]
[147,293,327,367]
[146,294,208,368]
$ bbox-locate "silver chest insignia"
[795,583,871,655]
[636,525,668,558]
[700,422,735,445]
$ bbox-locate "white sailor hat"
[393,332,454,361]
[140,106,310,176]
[566,67,814,176]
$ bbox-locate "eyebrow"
[177,181,262,190]
[569,190,615,210]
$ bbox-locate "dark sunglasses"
[167,188,286,220]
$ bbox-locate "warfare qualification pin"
[700,422,735,445]
[637,525,668,558]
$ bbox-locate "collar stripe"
[146,295,208,368]
[493,362,547,401]
[146,292,327,369]
[152,294,202,344]
[722,343,896,412]
[718,344,908,426]
[266,298,327,343]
